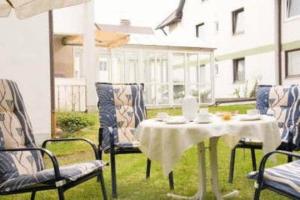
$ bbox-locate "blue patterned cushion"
[95,83,146,150]
[256,85,300,148]
[0,80,44,184]
[0,160,104,193]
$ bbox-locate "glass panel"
[287,0,300,18]
[111,53,124,83]
[144,53,156,83]
[188,54,199,83]
[172,53,185,84]
[173,84,185,104]
[199,65,206,86]
[236,11,244,33]
[190,84,200,103]
[156,53,169,83]
[288,50,300,76]
[238,59,245,81]
[125,52,138,83]
[196,23,205,38]
[74,49,81,78]
[98,56,109,82]
[144,84,156,105]
[200,87,212,104]
[157,84,169,104]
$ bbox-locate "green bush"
[56,112,96,133]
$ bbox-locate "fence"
[55,78,87,112]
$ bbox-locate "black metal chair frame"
[0,138,107,200]
[228,137,296,183]
[254,150,300,200]
[98,127,174,199]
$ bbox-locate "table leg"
[167,142,206,200]
[209,137,223,200]
[197,142,206,198]
[209,137,240,200]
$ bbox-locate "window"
[287,0,300,18]
[232,8,244,35]
[286,49,300,77]
[233,58,245,83]
[215,64,219,75]
[214,21,219,33]
[195,23,205,38]
[99,60,107,71]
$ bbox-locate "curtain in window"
[287,0,300,18]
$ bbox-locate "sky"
[94,0,178,28]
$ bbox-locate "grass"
[3,104,290,200]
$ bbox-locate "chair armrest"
[0,147,61,180]
[42,138,99,160]
[256,150,300,187]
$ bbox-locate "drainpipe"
[48,11,56,138]
[274,0,282,85]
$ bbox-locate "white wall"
[53,4,84,34]
[165,0,278,98]
[281,0,300,85]
[0,13,51,144]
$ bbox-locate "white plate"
[194,120,212,124]
[239,115,261,121]
[165,117,186,124]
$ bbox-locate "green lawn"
[3,104,290,200]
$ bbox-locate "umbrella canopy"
[62,30,129,48]
[62,24,129,48]
[0,0,89,19]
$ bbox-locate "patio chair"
[0,79,107,200]
[228,84,300,183]
[95,82,174,198]
[250,150,300,199]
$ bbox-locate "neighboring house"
[0,13,52,144]
[156,0,300,98]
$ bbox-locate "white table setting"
[136,96,281,200]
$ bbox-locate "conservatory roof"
[124,34,215,52]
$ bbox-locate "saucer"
[238,115,261,121]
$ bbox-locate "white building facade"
[0,13,52,144]
[159,0,300,98]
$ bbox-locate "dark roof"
[95,23,154,35]
[156,0,185,30]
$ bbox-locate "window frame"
[233,58,245,83]
[285,48,300,78]
[195,22,205,38]
[232,8,245,35]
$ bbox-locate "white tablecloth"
[137,115,281,175]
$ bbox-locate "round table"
[137,115,281,200]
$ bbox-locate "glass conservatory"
[73,37,215,107]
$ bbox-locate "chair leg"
[228,147,236,183]
[254,188,261,200]
[31,191,36,200]
[110,151,117,198]
[98,170,108,200]
[287,155,293,162]
[146,158,151,179]
[168,171,174,190]
[57,188,65,200]
[250,148,257,171]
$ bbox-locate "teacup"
[196,112,211,122]
[156,112,169,121]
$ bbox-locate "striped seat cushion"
[256,85,300,149]
[96,83,146,150]
[0,160,104,193]
[0,80,44,184]
[249,160,300,198]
